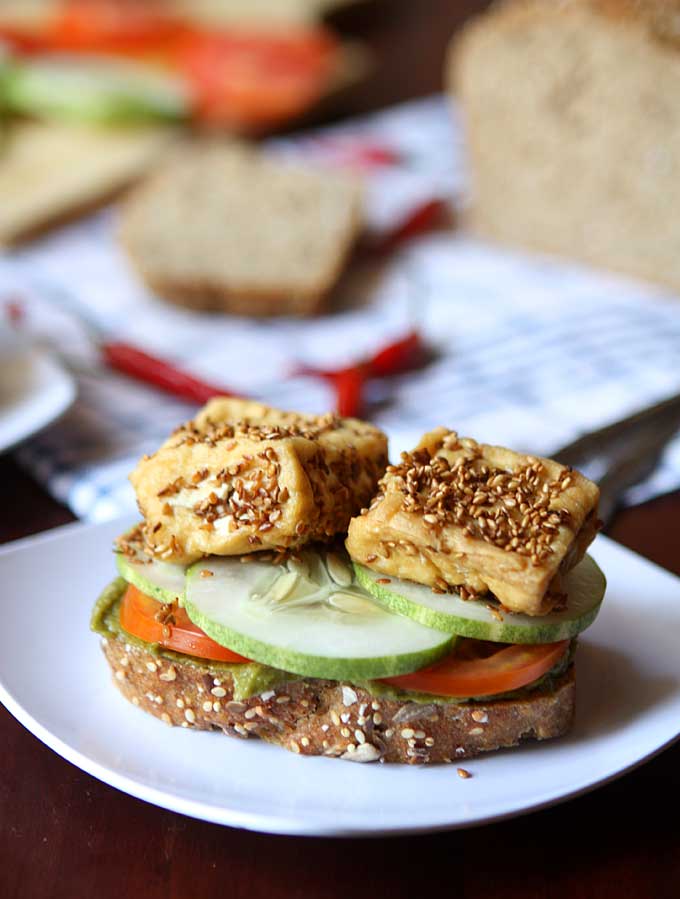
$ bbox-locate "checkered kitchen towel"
[3,96,680,521]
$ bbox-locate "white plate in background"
[0,518,679,836]
[0,329,76,454]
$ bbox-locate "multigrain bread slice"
[119,142,363,316]
[101,628,575,764]
[451,0,680,294]
[0,121,176,246]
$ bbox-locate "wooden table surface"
[2,2,680,897]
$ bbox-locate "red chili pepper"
[333,366,366,418]
[373,197,449,255]
[102,341,237,405]
[293,329,428,417]
[366,329,425,377]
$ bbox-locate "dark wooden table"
[2,2,680,897]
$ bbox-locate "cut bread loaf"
[102,629,575,764]
[119,142,363,316]
[451,0,680,293]
[0,121,175,246]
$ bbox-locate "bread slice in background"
[119,142,363,316]
[451,0,680,294]
[0,121,176,246]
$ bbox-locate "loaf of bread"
[451,0,680,293]
[0,121,175,246]
[119,142,363,316]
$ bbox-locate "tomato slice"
[119,584,249,664]
[380,639,569,698]
[177,30,337,130]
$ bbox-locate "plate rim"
[0,346,76,455]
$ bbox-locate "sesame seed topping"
[379,434,576,567]
[184,709,196,724]
[211,687,226,698]
[400,728,415,739]
[457,768,472,779]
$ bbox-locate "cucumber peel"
[353,555,606,644]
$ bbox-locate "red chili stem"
[292,329,428,417]
[102,341,237,405]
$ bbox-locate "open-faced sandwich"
[92,399,605,764]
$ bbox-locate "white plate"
[0,339,76,454]
[1,517,679,836]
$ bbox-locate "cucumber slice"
[354,555,606,644]
[184,549,454,680]
[4,55,189,124]
[115,541,186,605]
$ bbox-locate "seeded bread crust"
[101,636,575,764]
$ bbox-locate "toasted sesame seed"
[276,695,290,704]
[115,670,126,682]
[471,710,488,723]
[341,727,351,738]
[202,700,213,712]
[211,686,227,698]
[184,709,196,724]
[400,728,415,739]
[145,661,158,673]
[330,710,341,726]
[176,698,184,709]
[373,712,383,725]
[290,741,301,754]
[425,737,435,747]
[300,736,310,747]
[413,730,426,740]
[244,708,257,720]
[213,701,221,712]
[159,667,176,682]
[457,768,472,779]
[469,727,484,735]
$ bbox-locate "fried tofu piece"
[346,428,600,616]
[131,398,388,564]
